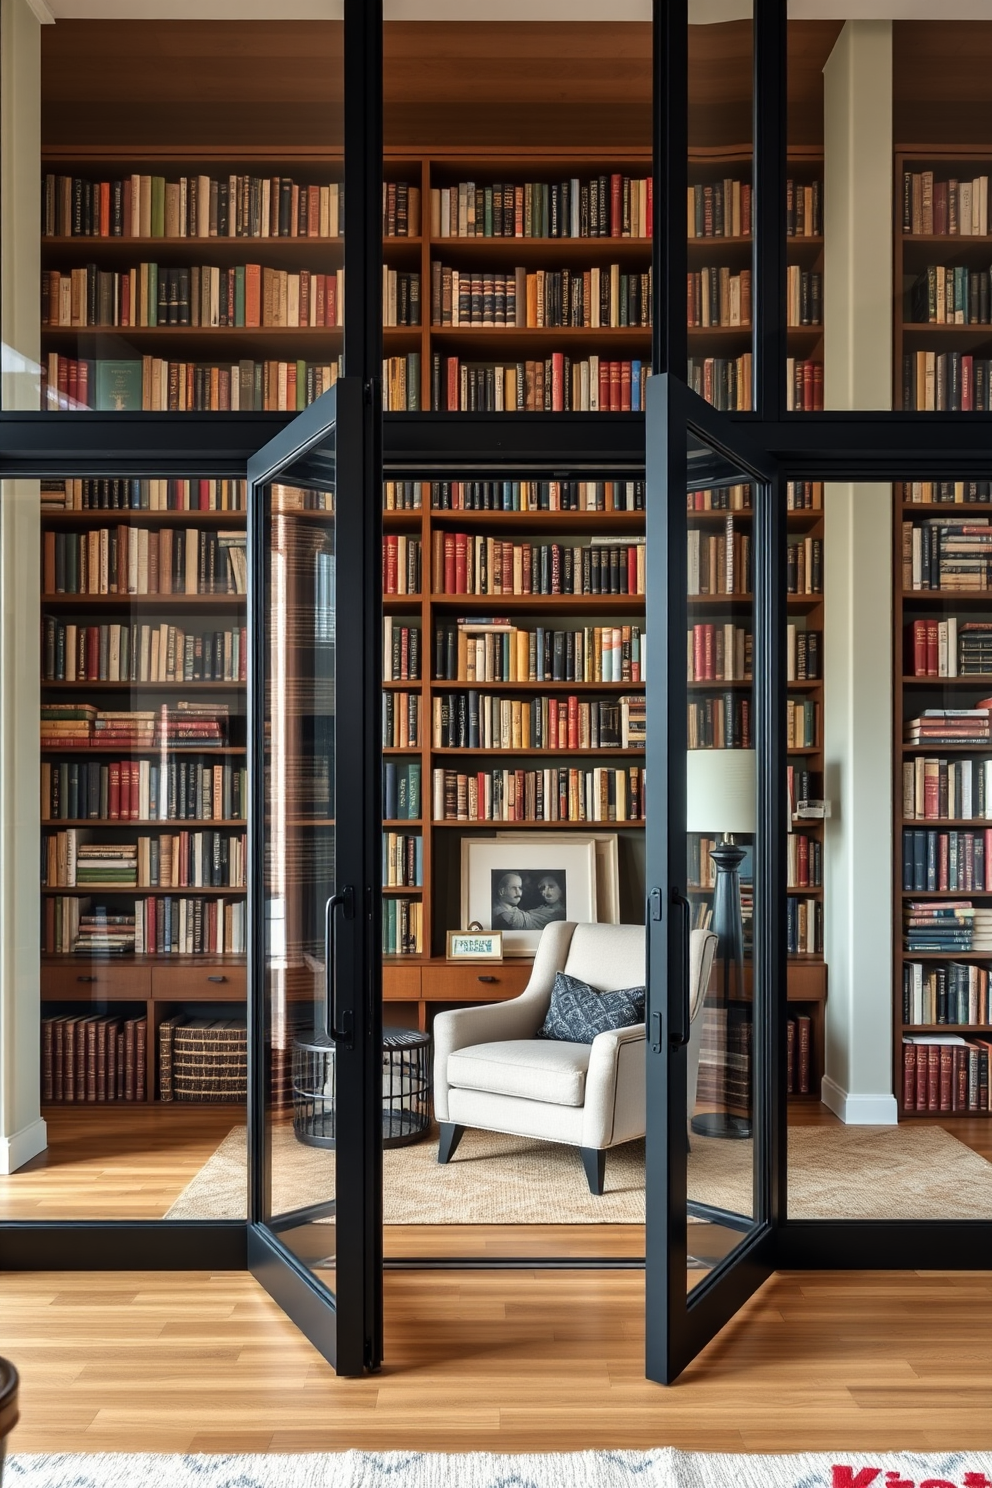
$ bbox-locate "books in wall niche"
[687,518,752,596]
[383,689,421,750]
[911,265,992,326]
[901,350,992,412]
[687,267,751,329]
[902,1035,991,1114]
[902,755,992,822]
[786,358,823,412]
[383,897,423,956]
[41,1013,146,1103]
[687,694,751,750]
[902,517,992,592]
[434,621,644,685]
[903,960,992,1026]
[903,826,992,893]
[95,360,142,411]
[432,262,651,329]
[431,691,636,751]
[902,171,990,237]
[903,899,980,953]
[904,707,992,746]
[382,761,421,822]
[430,532,645,598]
[688,623,753,683]
[430,176,652,241]
[900,479,992,505]
[382,831,423,889]
[431,764,645,823]
[42,758,246,825]
[431,354,650,413]
[687,354,752,412]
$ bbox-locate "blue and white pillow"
[538,970,645,1043]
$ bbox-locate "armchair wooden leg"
[581,1146,606,1196]
[437,1122,465,1164]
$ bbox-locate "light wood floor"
[2,1268,992,1453]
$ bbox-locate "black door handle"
[671,889,692,1047]
[324,887,355,1044]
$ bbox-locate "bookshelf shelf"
[431,747,646,758]
[427,678,643,692]
[43,819,247,827]
[40,745,246,755]
[42,885,244,896]
[42,680,245,691]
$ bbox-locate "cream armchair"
[433,921,647,1194]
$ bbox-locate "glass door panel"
[645,374,781,1383]
[248,381,381,1376]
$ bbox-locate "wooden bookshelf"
[893,482,992,1119]
[895,147,992,412]
[39,483,248,1106]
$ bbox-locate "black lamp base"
[690,1111,752,1140]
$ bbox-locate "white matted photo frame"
[460,837,598,956]
[497,831,620,925]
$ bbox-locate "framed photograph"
[461,837,598,956]
[498,831,620,924]
[446,930,503,961]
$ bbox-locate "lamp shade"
[686,749,756,836]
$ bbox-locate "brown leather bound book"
[53,1018,65,1102]
[135,1016,147,1102]
[903,1041,915,1112]
[939,1044,953,1112]
[786,1018,795,1095]
[86,1016,98,1101]
[124,1018,137,1100]
[41,1017,55,1103]
[116,1028,125,1100]
[927,1043,940,1111]
[797,1014,811,1094]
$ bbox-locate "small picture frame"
[446,929,504,961]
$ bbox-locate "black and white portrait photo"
[491,869,567,931]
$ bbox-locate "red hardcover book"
[599,360,610,411]
[86,1018,98,1102]
[787,1019,795,1095]
[927,1043,940,1111]
[940,1045,953,1111]
[299,269,310,328]
[915,1041,928,1110]
[620,362,632,411]
[124,1019,136,1101]
[797,1014,811,1093]
[131,761,140,820]
[926,619,940,675]
[802,360,814,411]
[454,533,467,594]
[692,625,705,681]
[610,361,621,411]
[704,624,715,679]
[308,185,320,236]
[962,355,974,411]
[955,1044,967,1111]
[136,1017,147,1101]
[610,174,622,237]
[912,618,928,676]
[443,533,456,594]
[568,694,579,750]
[646,176,653,237]
[108,763,120,820]
[627,546,637,594]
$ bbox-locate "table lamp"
[686,747,756,1139]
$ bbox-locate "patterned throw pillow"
[537,970,646,1043]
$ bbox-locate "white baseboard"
[0,1116,47,1174]
[820,1076,898,1125]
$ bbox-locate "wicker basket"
[160,1017,247,1103]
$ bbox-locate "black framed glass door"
[247,381,383,1376]
[645,373,783,1383]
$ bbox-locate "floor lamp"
[686,748,756,1140]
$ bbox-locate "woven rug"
[163,1121,992,1223]
[7,1450,992,1488]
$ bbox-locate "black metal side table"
[293,1025,432,1149]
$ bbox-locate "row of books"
[43,172,344,240]
[383,897,423,957]
[433,622,645,685]
[788,833,822,889]
[43,354,341,412]
[431,765,645,823]
[787,896,822,955]
[902,1037,991,1114]
[413,478,645,513]
[382,620,421,682]
[786,359,824,412]
[686,522,752,596]
[41,478,246,512]
[787,537,824,595]
[686,354,752,412]
[786,267,823,328]
[902,756,992,822]
[904,708,992,746]
[785,481,823,510]
[786,1015,813,1095]
[687,483,754,512]
[382,181,420,238]
[42,263,345,329]
[383,690,420,750]
[383,269,421,327]
[42,828,247,889]
[910,265,992,326]
[899,480,992,505]
[901,351,992,412]
[907,619,992,677]
[687,697,752,751]
[382,353,421,412]
[430,176,652,241]
[42,620,247,684]
[903,828,992,893]
[42,759,247,824]
[903,899,992,954]
[429,533,646,598]
[41,702,229,749]
[688,179,750,240]
[381,534,422,596]
[159,1018,246,1103]
[41,1014,146,1103]
[382,762,422,822]
[687,267,751,329]
[44,895,247,954]
[902,172,990,237]
[902,520,992,593]
[787,766,823,823]
[787,627,821,681]
[43,524,247,596]
[431,355,651,413]
[787,699,819,751]
[687,623,753,683]
[431,692,644,752]
[431,263,651,330]
[383,831,423,889]
[903,961,992,1027]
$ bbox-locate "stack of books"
[73,908,137,954]
[156,703,228,748]
[41,703,97,748]
[903,900,975,953]
[93,711,156,750]
[904,707,992,746]
[905,517,992,590]
[75,843,137,889]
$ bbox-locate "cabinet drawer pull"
[207,975,227,983]
[76,975,97,983]
[478,975,496,983]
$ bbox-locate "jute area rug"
[6,1449,992,1488]
[164,1120,992,1223]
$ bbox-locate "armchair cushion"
[446,1038,592,1107]
[538,970,646,1044]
